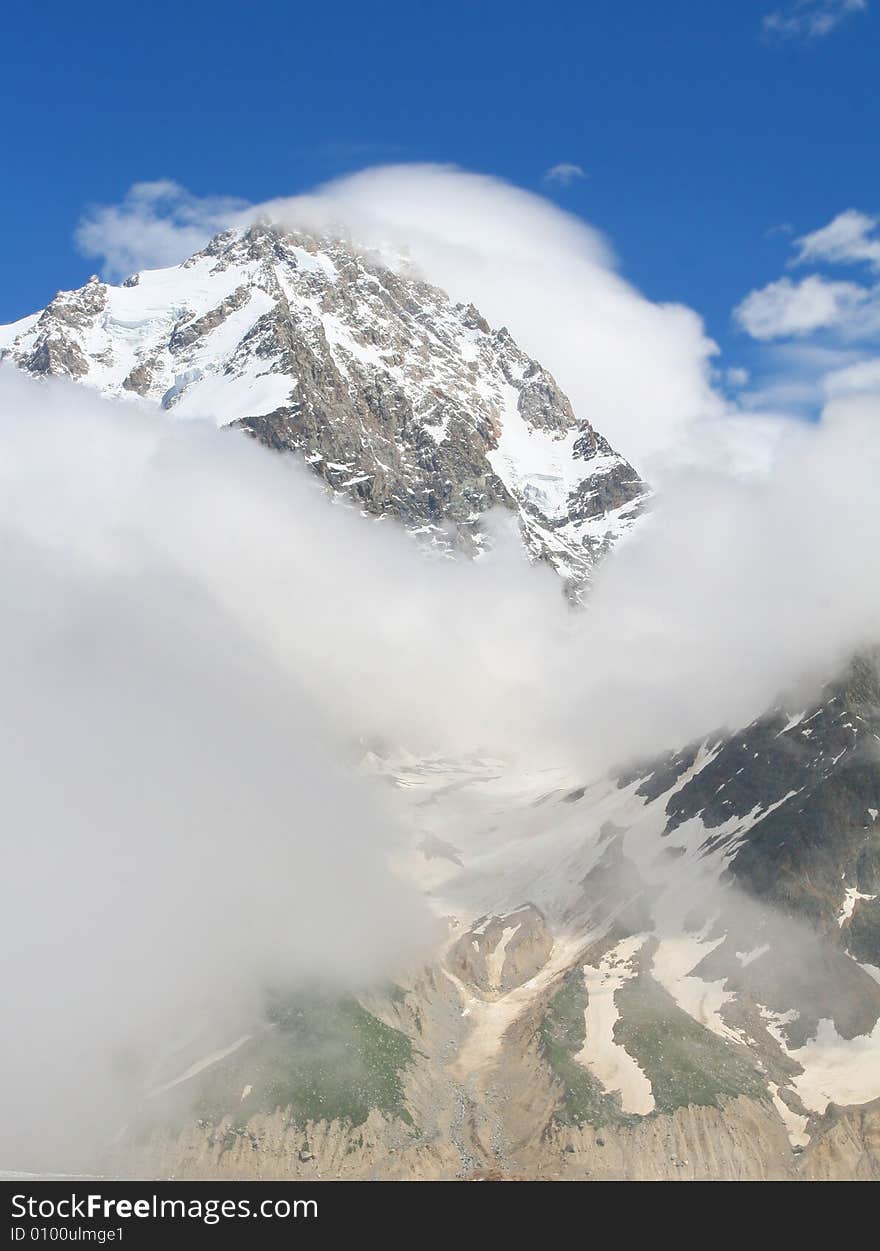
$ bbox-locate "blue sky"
[1,0,878,394]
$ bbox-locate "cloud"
[256,165,725,470]
[734,274,869,339]
[552,386,880,763]
[75,180,250,280]
[763,0,869,39]
[3,355,878,802]
[725,366,751,388]
[823,355,880,396]
[793,208,880,270]
[543,162,586,186]
[71,165,723,471]
[0,371,460,1170]
[732,208,880,413]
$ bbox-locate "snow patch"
[575,936,655,1116]
[789,1017,880,1115]
[838,887,877,927]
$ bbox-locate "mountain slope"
[112,658,880,1179]
[0,223,647,584]
[622,651,880,957]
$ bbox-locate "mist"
[554,388,880,762]
[0,372,445,1170]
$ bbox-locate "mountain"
[0,222,647,585]
[5,226,880,1180]
[105,657,880,1182]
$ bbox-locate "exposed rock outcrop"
[449,905,553,997]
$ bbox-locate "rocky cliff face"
[621,651,880,964]
[0,223,647,585]
[449,905,554,997]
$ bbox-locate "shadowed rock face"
[621,651,880,956]
[1,222,648,588]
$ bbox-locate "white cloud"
[543,162,586,186]
[823,355,880,397]
[725,366,751,388]
[793,208,880,270]
[734,274,869,339]
[72,165,723,470]
[732,209,880,409]
[261,165,725,469]
[75,180,249,280]
[0,369,565,1169]
[559,383,880,766]
[4,350,878,791]
[763,0,869,39]
[735,341,873,419]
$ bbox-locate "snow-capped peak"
[0,222,647,581]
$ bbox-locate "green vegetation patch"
[149,990,414,1136]
[614,971,767,1114]
[540,969,638,1129]
[541,955,769,1128]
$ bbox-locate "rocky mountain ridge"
[0,222,647,584]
